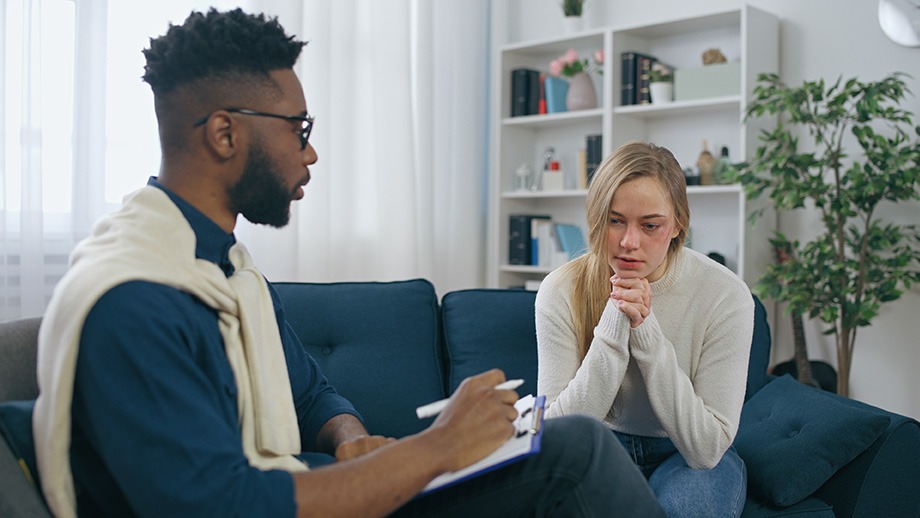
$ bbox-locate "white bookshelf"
[487,5,779,291]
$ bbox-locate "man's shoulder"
[85,281,217,337]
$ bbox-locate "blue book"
[544,76,569,114]
[555,223,587,259]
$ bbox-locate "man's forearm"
[315,413,369,455]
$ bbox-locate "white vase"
[566,72,597,111]
[562,15,583,34]
[649,82,673,104]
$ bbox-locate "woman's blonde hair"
[562,141,689,360]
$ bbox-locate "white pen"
[415,379,525,419]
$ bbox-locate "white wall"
[510,0,920,420]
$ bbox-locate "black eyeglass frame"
[193,108,314,150]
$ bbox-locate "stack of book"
[511,69,570,117]
[508,215,587,268]
[620,51,671,106]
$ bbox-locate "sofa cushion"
[746,295,771,401]
[441,289,538,397]
[734,375,891,508]
[740,494,834,517]
[273,279,444,439]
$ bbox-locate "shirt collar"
[147,177,236,276]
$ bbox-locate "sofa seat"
[2,279,918,517]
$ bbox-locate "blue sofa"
[1,278,919,516]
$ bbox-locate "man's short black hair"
[142,8,306,97]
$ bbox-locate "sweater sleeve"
[536,269,631,420]
[629,286,754,469]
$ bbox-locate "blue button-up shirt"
[70,180,360,516]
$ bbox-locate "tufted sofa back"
[273,279,445,438]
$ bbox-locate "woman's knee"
[649,448,747,518]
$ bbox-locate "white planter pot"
[562,16,583,34]
[649,82,674,104]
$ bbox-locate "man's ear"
[204,111,240,159]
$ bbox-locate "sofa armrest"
[814,403,920,517]
[0,401,50,517]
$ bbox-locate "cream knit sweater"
[536,247,754,469]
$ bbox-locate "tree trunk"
[836,325,852,397]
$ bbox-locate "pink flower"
[563,49,579,64]
[594,49,604,64]
[549,59,564,77]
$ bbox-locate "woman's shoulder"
[676,248,751,302]
[536,261,579,304]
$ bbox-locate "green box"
[674,62,741,101]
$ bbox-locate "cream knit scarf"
[33,186,307,518]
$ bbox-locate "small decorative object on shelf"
[702,48,727,65]
[683,167,700,186]
[515,162,533,191]
[712,146,732,185]
[648,61,674,104]
[540,147,564,191]
[696,140,716,185]
[548,48,603,111]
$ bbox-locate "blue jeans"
[393,415,665,517]
[614,432,746,518]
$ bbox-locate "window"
[0,1,250,321]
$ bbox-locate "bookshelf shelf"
[500,264,555,274]
[487,6,779,291]
[501,189,588,200]
[612,95,741,118]
[502,109,603,128]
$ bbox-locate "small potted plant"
[648,61,674,103]
[548,49,604,111]
[561,0,585,33]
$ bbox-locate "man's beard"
[228,143,294,228]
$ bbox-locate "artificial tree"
[733,72,920,397]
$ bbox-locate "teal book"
[555,223,587,259]
[544,76,569,114]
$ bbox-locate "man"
[34,8,663,517]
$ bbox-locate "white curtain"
[1,0,491,321]
[240,0,491,296]
[0,0,108,321]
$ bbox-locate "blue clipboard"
[419,395,545,495]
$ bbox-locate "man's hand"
[334,435,396,461]
[424,369,519,473]
[610,274,652,328]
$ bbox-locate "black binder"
[511,68,540,117]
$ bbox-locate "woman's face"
[606,177,680,282]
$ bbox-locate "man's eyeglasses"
[193,108,314,150]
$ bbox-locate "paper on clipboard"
[420,394,545,495]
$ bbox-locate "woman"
[536,141,753,517]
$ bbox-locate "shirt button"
[321,346,332,355]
